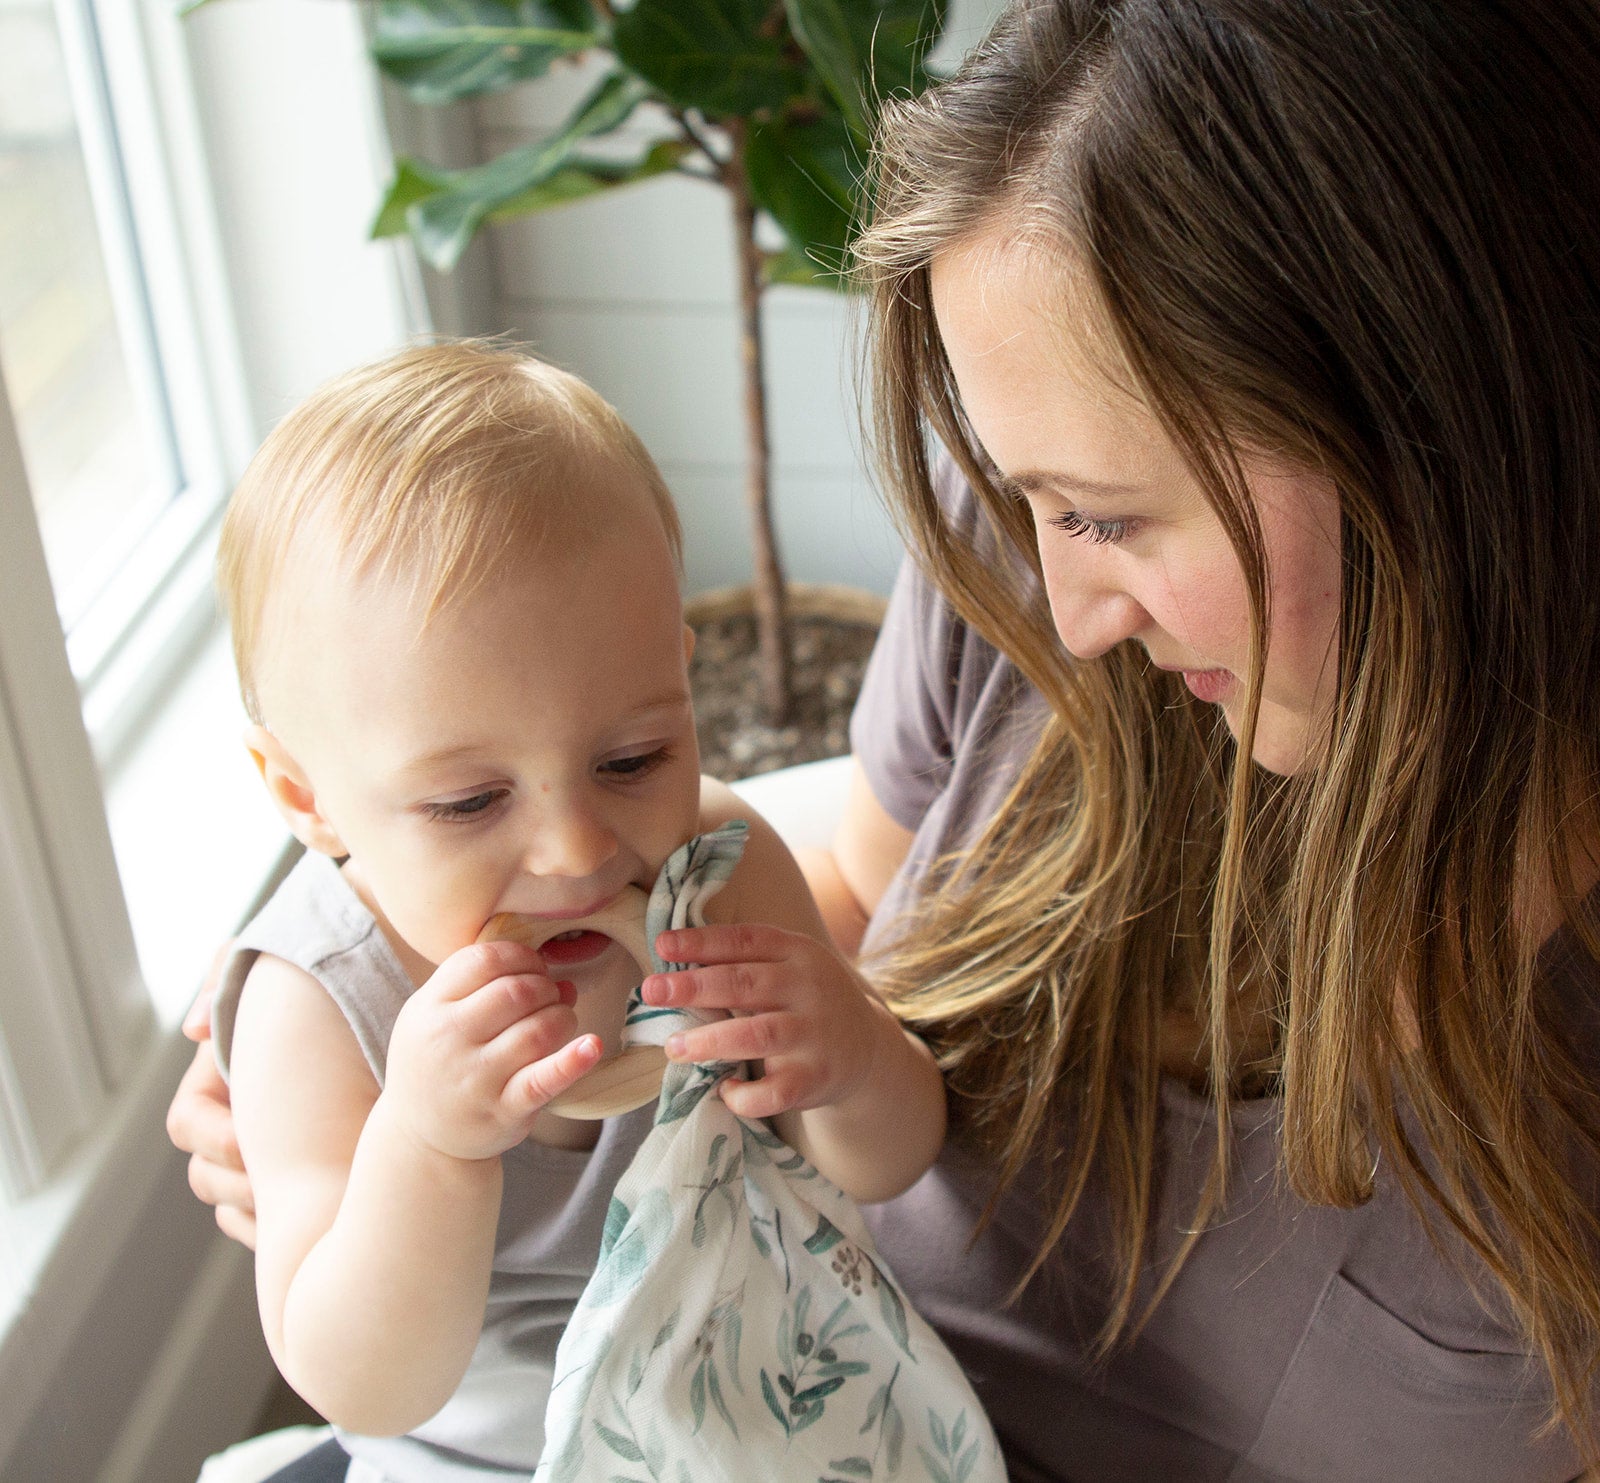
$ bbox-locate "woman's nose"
[523,797,619,880]
[1042,563,1147,660]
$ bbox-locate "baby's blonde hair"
[218,340,682,723]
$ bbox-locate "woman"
[174,1,1600,1477]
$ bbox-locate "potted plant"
[366,0,946,727]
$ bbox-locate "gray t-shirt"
[215,852,654,1483]
[851,461,1593,1482]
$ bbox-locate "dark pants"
[262,1437,348,1483]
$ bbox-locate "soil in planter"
[690,611,879,782]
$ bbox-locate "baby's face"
[266,489,700,978]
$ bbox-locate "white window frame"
[0,2,458,1475]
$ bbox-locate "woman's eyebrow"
[998,468,1147,501]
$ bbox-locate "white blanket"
[535,823,1006,1483]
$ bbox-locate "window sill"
[0,612,290,1464]
[101,609,295,1027]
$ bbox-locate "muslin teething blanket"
[535,823,1007,1483]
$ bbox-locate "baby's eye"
[599,747,671,781]
[422,790,507,823]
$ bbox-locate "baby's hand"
[384,940,602,1161]
[639,924,880,1121]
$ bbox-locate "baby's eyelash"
[600,747,671,781]
[422,790,507,823]
[1049,510,1132,545]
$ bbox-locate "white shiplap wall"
[468,60,905,599]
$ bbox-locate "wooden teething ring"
[478,885,663,1120]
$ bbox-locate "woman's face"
[930,232,1342,776]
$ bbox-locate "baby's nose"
[523,801,618,880]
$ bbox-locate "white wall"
[470,62,904,600]
[457,0,1006,600]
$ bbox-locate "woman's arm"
[790,759,915,959]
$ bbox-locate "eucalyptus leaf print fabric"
[535,823,1006,1483]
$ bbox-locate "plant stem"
[672,108,727,171]
[723,119,791,722]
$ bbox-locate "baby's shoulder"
[692,774,827,938]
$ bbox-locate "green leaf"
[690,1363,708,1432]
[586,1187,673,1305]
[872,1257,913,1356]
[827,1460,875,1479]
[803,1213,847,1257]
[372,158,453,239]
[593,1421,646,1463]
[601,1195,631,1258]
[793,1375,846,1404]
[817,1358,871,1379]
[378,71,660,268]
[613,0,807,116]
[760,1369,791,1432]
[885,1401,906,1473]
[746,108,861,286]
[782,0,945,129]
[371,0,600,103]
[707,1360,741,1434]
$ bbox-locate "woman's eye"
[600,747,670,781]
[423,790,506,823]
[1049,510,1132,545]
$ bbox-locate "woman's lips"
[537,929,613,967]
[1182,668,1236,703]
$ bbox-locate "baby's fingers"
[665,1011,798,1067]
[643,960,795,1015]
[432,940,550,1003]
[507,1034,604,1113]
[653,922,797,968]
[718,1067,811,1121]
[455,971,575,1043]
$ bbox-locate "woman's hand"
[166,974,258,1249]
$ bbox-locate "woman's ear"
[244,725,347,858]
[682,622,696,664]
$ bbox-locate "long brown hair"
[858,0,1600,1441]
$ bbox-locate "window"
[0,0,424,1200]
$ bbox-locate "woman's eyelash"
[600,747,671,780]
[1049,510,1131,545]
[423,790,507,823]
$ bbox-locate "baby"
[209,341,946,1481]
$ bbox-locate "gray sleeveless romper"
[214,850,654,1483]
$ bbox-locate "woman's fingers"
[213,1200,259,1251]
[188,1150,256,1219]
[167,1040,245,1171]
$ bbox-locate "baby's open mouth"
[538,928,613,968]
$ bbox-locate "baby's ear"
[243,725,346,858]
[681,622,696,664]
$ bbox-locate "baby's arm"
[231,940,597,1434]
[639,777,945,1203]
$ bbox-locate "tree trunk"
[724,120,791,723]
